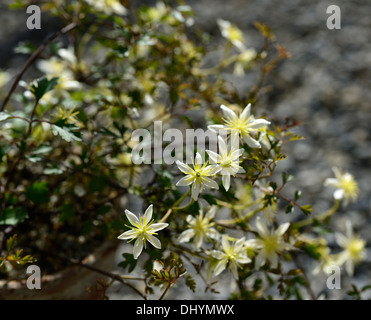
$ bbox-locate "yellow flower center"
[345,238,365,261]
[263,234,280,255]
[338,175,359,200]
[221,158,232,167]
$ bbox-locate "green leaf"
[6,234,17,251]
[58,202,74,223]
[285,203,294,214]
[294,190,302,201]
[118,253,138,273]
[51,124,82,142]
[14,41,36,55]
[25,181,50,204]
[185,274,196,293]
[0,112,12,122]
[0,207,28,225]
[30,77,59,101]
[300,205,312,216]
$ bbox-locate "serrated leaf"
[300,205,312,216]
[51,124,82,142]
[185,274,196,293]
[6,234,17,251]
[118,253,137,273]
[30,77,59,101]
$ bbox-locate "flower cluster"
[175,104,270,200]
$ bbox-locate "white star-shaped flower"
[206,135,245,191]
[324,167,359,205]
[176,152,219,201]
[335,220,366,276]
[211,235,251,279]
[117,204,168,259]
[247,217,294,269]
[178,206,219,249]
[208,104,270,149]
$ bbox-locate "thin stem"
[159,209,172,224]
[1,22,78,111]
[294,200,340,229]
[173,198,194,211]
[159,282,172,300]
[171,189,191,209]
[30,247,148,300]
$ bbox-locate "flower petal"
[334,188,344,200]
[208,124,225,133]
[335,232,348,248]
[214,260,228,276]
[176,160,194,174]
[195,152,203,166]
[220,104,237,121]
[255,250,266,269]
[221,235,230,252]
[240,103,251,120]
[268,252,279,269]
[125,210,139,226]
[147,234,162,249]
[242,134,261,148]
[143,204,153,225]
[133,238,144,259]
[176,176,194,186]
[256,217,269,238]
[206,206,217,219]
[202,177,219,190]
[248,119,270,129]
[211,250,224,260]
[117,230,137,240]
[276,222,290,237]
[194,233,203,249]
[234,237,245,252]
[230,263,239,280]
[324,178,338,186]
[218,135,228,156]
[191,181,201,200]
[222,174,231,191]
[178,229,195,243]
[150,222,168,232]
[206,150,221,164]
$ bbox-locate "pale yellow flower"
[117,205,168,259]
[335,220,366,276]
[206,135,245,191]
[324,167,359,205]
[178,206,219,248]
[208,104,270,149]
[217,19,245,51]
[85,0,127,15]
[176,152,219,201]
[247,217,294,269]
[211,235,251,279]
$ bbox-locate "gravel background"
[1,0,370,300]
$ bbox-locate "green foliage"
[0,0,365,301]
[30,77,59,101]
[0,207,28,225]
[0,234,36,273]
